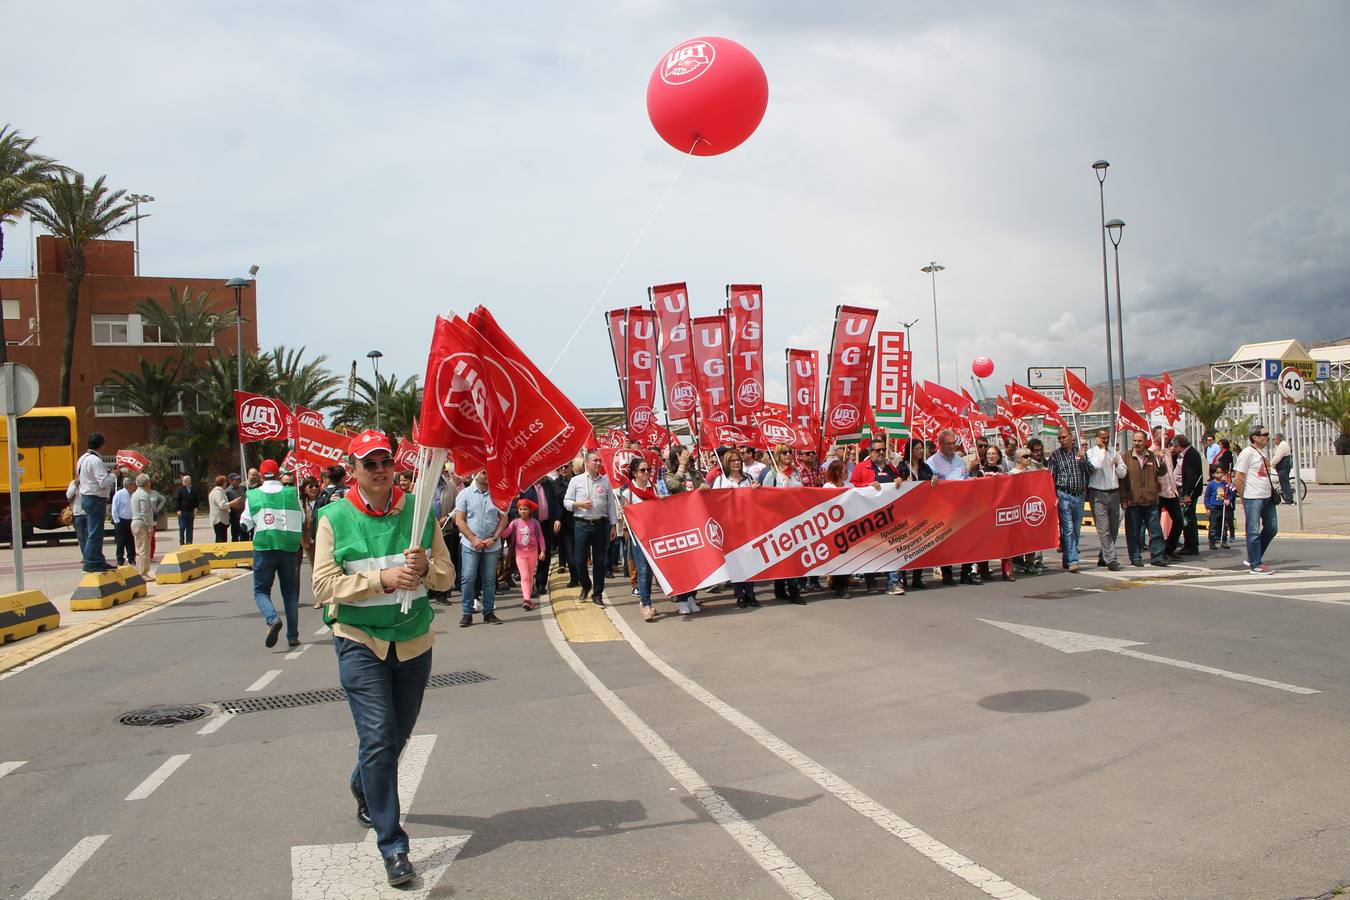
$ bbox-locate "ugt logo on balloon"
[661,39,716,84]
[239,397,286,442]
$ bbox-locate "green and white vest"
[247,485,302,552]
[318,497,435,643]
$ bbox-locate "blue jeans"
[631,540,653,608]
[1243,497,1278,568]
[252,549,301,641]
[334,637,432,858]
[73,514,88,554]
[80,494,109,571]
[178,510,194,545]
[460,542,500,615]
[1125,504,1164,563]
[1056,490,1085,565]
[573,519,610,598]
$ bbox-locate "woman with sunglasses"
[616,458,661,622]
[710,449,762,608]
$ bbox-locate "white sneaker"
[473,599,483,613]
[689,599,701,612]
[677,601,692,615]
[1250,564,1274,575]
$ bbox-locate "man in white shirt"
[1233,425,1278,574]
[1086,427,1128,570]
[563,451,618,605]
[110,476,137,568]
[1269,433,1294,505]
[76,432,118,572]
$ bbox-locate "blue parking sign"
[1264,359,1281,380]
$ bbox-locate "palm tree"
[26,172,139,404]
[177,350,276,473]
[382,375,423,443]
[137,285,237,370]
[0,124,62,361]
[268,345,342,412]
[331,372,421,440]
[1300,379,1350,455]
[97,358,184,443]
[1179,381,1243,435]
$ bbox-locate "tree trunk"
[0,225,8,364]
[59,249,85,406]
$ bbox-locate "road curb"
[0,570,245,675]
[1285,532,1350,540]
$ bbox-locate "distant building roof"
[1228,339,1312,362]
[1310,344,1350,363]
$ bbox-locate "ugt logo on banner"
[235,391,290,443]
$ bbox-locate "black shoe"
[432,596,454,606]
[350,780,372,827]
[910,578,928,590]
[483,611,502,624]
[384,852,416,887]
[265,620,282,647]
[567,579,580,588]
[941,575,956,586]
[747,597,761,608]
[288,640,301,649]
[1130,559,1144,567]
[1151,560,1169,567]
[959,574,978,585]
[459,614,473,627]
[1166,551,1183,561]
[789,597,807,605]
[591,594,605,607]
[1107,561,1122,571]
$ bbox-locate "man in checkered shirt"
[1047,427,1093,572]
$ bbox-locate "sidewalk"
[1281,483,1350,536]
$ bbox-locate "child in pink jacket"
[505,498,546,610]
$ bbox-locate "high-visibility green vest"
[317,497,435,643]
[247,485,302,552]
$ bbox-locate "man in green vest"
[241,458,304,648]
[313,429,454,887]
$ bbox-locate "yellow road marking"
[547,571,621,643]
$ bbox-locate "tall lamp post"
[920,262,945,382]
[127,193,154,276]
[366,350,383,430]
[1092,161,1117,437]
[1106,218,1127,441]
[227,272,255,478]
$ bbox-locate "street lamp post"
[127,193,154,276]
[367,350,384,431]
[226,274,253,478]
[920,262,945,382]
[1106,218,1127,442]
[1092,161,1117,439]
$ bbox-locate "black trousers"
[558,515,578,581]
[573,519,609,597]
[1160,495,1183,554]
[536,521,556,593]
[113,520,136,566]
[1179,495,1200,552]
[213,522,229,542]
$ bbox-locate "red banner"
[1139,373,1180,423]
[597,447,661,487]
[822,306,877,438]
[1115,399,1151,433]
[922,381,973,424]
[701,420,756,449]
[598,427,627,449]
[1063,368,1094,413]
[754,413,814,451]
[1005,381,1059,416]
[691,313,732,425]
[622,308,661,440]
[651,283,698,423]
[115,449,149,472]
[786,348,821,441]
[235,391,291,443]
[394,437,420,473]
[417,316,488,469]
[296,421,350,469]
[295,406,325,428]
[624,472,1057,594]
[727,284,765,421]
[605,307,640,405]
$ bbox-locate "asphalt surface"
[2,533,1349,900]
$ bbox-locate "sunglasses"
[360,456,395,471]
[636,467,650,473]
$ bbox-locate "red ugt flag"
[786,348,821,443]
[727,284,765,422]
[621,308,661,442]
[235,391,290,443]
[691,313,732,425]
[822,306,877,438]
[651,283,698,424]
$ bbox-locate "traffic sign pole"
[1292,407,1304,530]
[1278,367,1307,531]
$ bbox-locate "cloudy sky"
[5,1,1347,407]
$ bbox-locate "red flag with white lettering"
[726,284,765,422]
[622,307,661,441]
[650,283,699,425]
[821,306,877,439]
[115,449,149,472]
[235,391,291,443]
[1005,381,1059,415]
[786,348,822,445]
[1062,368,1094,413]
[1115,399,1152,433]
[394,436,420,473]
[296,421,350,469]
[691,313,732,425]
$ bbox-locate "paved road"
[2,535,1348,899]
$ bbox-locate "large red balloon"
[972,357,995,379]
[646,36,768,156]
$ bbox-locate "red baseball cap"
[259,459,280,478]
[348,429,393,459]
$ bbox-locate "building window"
[141,320,166,344]
[92,314,131,345]
[92,387,138,417]
[2,299,18,320]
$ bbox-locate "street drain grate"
[118,705,211,727]
[215,670,494,716]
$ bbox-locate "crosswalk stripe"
[1193,570,1350,584]
[1171,581,1350,607]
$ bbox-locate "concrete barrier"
[186,541,254,570]
[70,565,149,611]
[0,590,61,644]
[155,547,211,584]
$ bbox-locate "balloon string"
[546,138,702,377]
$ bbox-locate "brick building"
[0,235,258,450]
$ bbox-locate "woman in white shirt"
[710,450,760,608]
[208,475,231,542]
[616,458,662,622]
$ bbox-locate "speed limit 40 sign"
[1278,367,1306,403]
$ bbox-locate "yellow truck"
[0,407,79,543]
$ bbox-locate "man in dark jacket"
[1171,435,1205,556]
[1121,432,1166,567]
[174,475,199,546]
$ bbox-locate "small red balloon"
[646,36,769,156]
[972,357,995,379]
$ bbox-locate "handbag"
[60,506,74,527]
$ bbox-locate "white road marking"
[601,605,1036,900]
[196,712,236,735]
[291,835,469,900]
[0,577,233,682]
[0,760,26,779]
[20,834,110,900]
[364,734,437,844]
[285,642,312,660]
[1155,579,1350,608]
[1190,570,1350,584]
[246,669,281,692]
[125,753,192,800]
[314,624,331,636]
[982,619,1319,695]
[547,602,833,900]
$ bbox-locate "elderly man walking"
[130,474,156,580]
[564,451,619,605]
[111,475,137,568]
[1086,428,1127,571]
